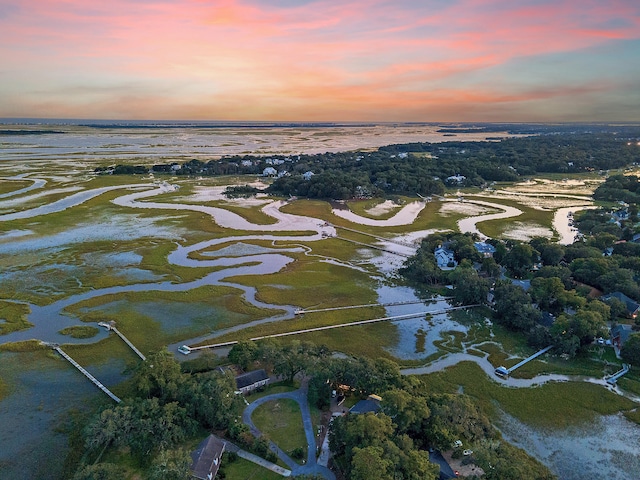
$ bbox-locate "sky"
[1,0,639,122]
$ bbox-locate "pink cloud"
[1,0,639,120]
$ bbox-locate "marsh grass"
[59,326,99,339]
[0,301,32,334]
[0,179,33,195]
[66,285,278,352]
[418,361,636,428]
[464,195,556,239]
[252,399,307,463]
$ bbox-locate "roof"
[601,292,640,314]
[190,435,226,480]
[474,242,496,254]
[611,324,634,344]
[235,369,269,389]
[429,450,457,480]
[349,399,381,414]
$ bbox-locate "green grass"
[0,339,47,352]
[252,398,307,462]
[59,325,99,339]
[464,195,555,239]
[0,301,32,334]
[418,361,636,429]
[220,456,283,480]
[0,179,33,195]
[246,382,298,401]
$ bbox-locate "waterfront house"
[601,292,640,318]
[435,245,457,270]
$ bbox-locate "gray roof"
[611,324,634,345]
[235,369,269,389]
[349,399,381,414]
[474,242,496,254]
[190,435,226,480]
[602,292,640,315]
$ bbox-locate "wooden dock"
[99,322,146,361]
[49,344,121,403]
[295,299,436,314]
[189,304,478,351]
[606,364,630,385]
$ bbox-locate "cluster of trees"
[229,339,554,479]
[73,350,244,479]
[319,357,553,479]
[99,132,640,201]
[401,230,640,358]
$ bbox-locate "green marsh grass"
[0,301,32,334]
[59,326,99,339]
[418,361,636,428]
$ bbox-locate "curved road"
[243,385,336,480]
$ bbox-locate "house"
[435,246,457,270]
[235,369,269,394]
[601,292,640,318]
[446,174,466,185]
[474,241,496,258]
[611,324,634,350]
[350,394,382,414]
[190,435,226,480]
[302,171,314,181]
[263,167,278,177]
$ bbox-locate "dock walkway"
[49,344,121,403]
[99,322,146,361]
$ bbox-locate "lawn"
[252,398,307,463]
[220,456,283,480]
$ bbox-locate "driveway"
[243,384,336,480]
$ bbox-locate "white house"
[302,171,314,181]
[435,246,457,270]
[263,167,278,177]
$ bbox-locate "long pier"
[495,345,553,377]
[189,305,478,351]
[333,224,416,248]
[334,235,411,257]
[295,299,433,315]
[99,322,146,361]
[49,344,121,403]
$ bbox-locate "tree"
[380,389,430,435]
[149,449,191,480]
[493,282,538,331]
[72,463,128,480]
[503,242,537,278]
[351,446,393,480]
[228,341,258,370]
[621,333,640,365]
[134,350,184,401]
[449,266,489,306]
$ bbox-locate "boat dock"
[99,321,146,361]
[295,299,434,315]
[46,343,121,403]
[606,364,630,385]
[496,345,553,377]
[188,304,478,351]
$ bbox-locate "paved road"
[243,384,336,480]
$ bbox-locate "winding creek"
[1,175,636,479]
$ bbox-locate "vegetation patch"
[0,339,47,353]
[218,455,283,480]
[0,301,32,334]
[418,361,636,429]
[59,325,99,339]
[251,398,307,463]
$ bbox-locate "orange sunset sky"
[1,0,639,122]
